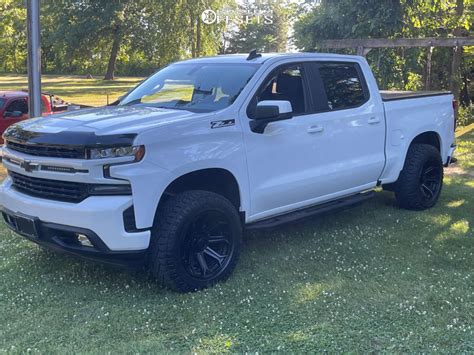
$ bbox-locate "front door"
[0,98,29,143]
[241,63,330,220]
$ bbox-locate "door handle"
[368,117,381,124]
[307,125,324,133]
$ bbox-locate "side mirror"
[251,100,293,133]
[4,111,23,118]
[255,100,293,120]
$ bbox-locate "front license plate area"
[14,215,38,239]
[16,216,37,238]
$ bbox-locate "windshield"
[119,63,260,112]
[0,98,5,109]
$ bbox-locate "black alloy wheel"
[180,210,235,281]
[419,160,442,203]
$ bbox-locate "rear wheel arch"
[400,131,442,178]
[410,131,442,153]
[383,131,442,191]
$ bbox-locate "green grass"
[0,73,473,351]
[0,74,144,107]
[0,131,472,353]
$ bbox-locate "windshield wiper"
[122,98,142,106]
[154,105,189,111]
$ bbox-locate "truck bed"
[380,90,451,101]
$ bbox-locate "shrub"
[457,104,474,128]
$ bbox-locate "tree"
[294,0,403,48]
[227,0,295,53]
[294,0,472,99]
[0,0,27,72]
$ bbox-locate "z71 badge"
[210,119,235,129]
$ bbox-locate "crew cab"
[0,53,456,292]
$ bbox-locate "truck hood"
[14,106,202,135]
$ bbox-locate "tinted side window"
[5,99,28,114]
[257,65,307,115]
[318,63,366,110]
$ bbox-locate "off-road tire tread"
[394,144,443,210]
[149,190,242,292]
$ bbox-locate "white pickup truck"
[0,52,456,292]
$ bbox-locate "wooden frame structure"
[316,37,474,98]
[316,37,474,54]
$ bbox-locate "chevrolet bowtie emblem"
[20,160,39,173]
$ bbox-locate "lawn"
[0,77,472,352]
[0,74,144,107]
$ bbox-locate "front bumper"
[0,178,151,253]
[2,207,147,268]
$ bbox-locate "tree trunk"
[424,46,433,90]
[450,0,465,100]
[196,14,202,57]
[104,26,121,80]
[190,12,196,57]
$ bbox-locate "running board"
[246,191,375,230]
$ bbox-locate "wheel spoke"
[423,166,435,175]
[421,183,434,198]
[206,220,226,234]
[203,246,226,265]
[208,235,229,244]
[195,252,209,276]
[423,177,439,184]
[181,209,233,280]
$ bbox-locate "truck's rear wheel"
[395,144,443,210]
[149,190,242,292]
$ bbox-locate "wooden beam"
[317,37,474,49]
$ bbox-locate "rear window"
[318,63,367,110]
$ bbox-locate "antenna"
[247,49,262,60]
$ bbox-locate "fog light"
[76,233,93,247]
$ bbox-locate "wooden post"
[425,46,433,90]
[450,0,465,100]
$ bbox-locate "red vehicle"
[0,91,69,143]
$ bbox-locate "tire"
[149,190,242,292]
[394,144,443,210]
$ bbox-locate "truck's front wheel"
[149,190,242,292]
[395,144,443,210]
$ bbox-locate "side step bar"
[246,191,375,230]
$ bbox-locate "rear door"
[302,61,385,197]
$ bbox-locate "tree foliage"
[0,0,27,72]
[294,0,472,102]
[0,0,230,78]
[226,0,296,53]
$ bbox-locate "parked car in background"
[0,91,69,143]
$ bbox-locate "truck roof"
[175,52,363,65]
[0,91,30,99]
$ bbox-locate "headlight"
[88,145,145,160]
